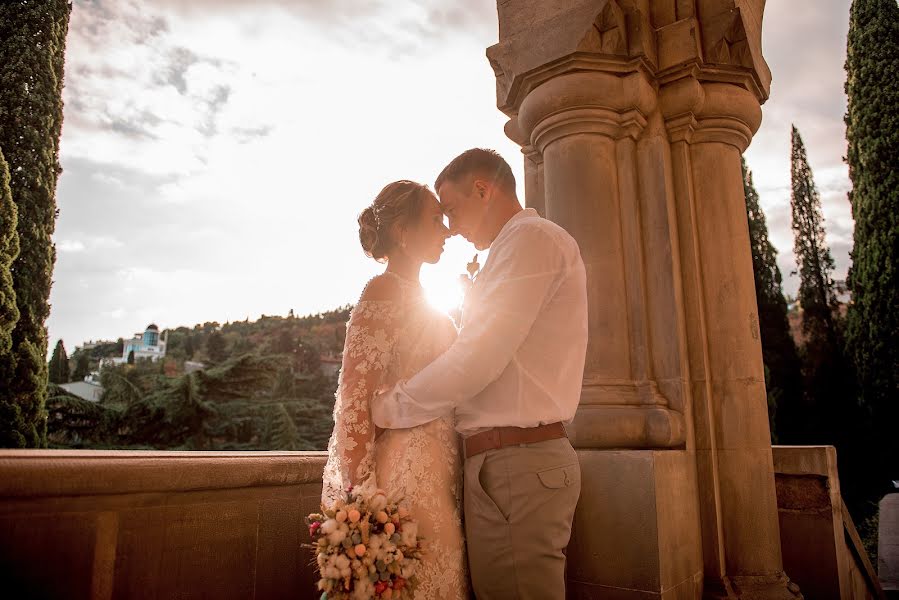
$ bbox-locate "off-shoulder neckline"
[381,270,422,287]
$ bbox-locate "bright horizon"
[48,0,855,349]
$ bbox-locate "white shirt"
[370,208,588,437]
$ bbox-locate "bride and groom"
[321,148,588,599]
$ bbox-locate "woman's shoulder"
[358,273,404,303]
[349,274,406,323]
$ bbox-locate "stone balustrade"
[0,447,884,599]
[773,446,886,600]
[0,450,327,599]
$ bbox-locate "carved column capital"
[517,70,656,152]
[660,77,762,151]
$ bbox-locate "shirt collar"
[493,207,538,246]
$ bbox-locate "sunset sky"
[48,0,855,349]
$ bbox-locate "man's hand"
[370,382,401,429]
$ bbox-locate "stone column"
[522,145,544,216]
[662,77,800,598]
[517,71,685,450]
[487,1,801,598]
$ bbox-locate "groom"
[371,148,588,599]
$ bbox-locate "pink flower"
[354,543,367,557]
[384,522,395,535]
[348,509,361,523]
[308,522,321,537]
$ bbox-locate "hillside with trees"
[47,306,351,451]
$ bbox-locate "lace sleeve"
[321,299,401,507]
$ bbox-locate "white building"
[109,324,168,365]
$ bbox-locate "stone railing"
[0,447,886,599]
[773,446,886,600]
[0,450,328,599]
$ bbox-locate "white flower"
[353,578,374,600]
[401,522,418,546]
[370,492,388,513]
[327,528,347,545]
[320,519,338,535]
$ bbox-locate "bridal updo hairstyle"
[358,180,432,262]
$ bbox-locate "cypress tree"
[0,146,24,446]
[742,158,802,442]
[791,126,839,346]
[844,0,899,477]
[0,148,18,355]
[48,339,69,384]
[789,126,855,450]
[71,351,90,382]
[0,1,71,447]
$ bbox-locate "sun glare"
[422,274,465,315]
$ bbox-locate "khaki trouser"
[464,437,581,600]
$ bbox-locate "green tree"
[844,0,899,483]
[71,351,90,381]
[206,330,227,363]
[789,126,856,451]
[0,148,21,443]
[48,339,69,384]
[0,148,18,362]
[0,1,72,448]
[742,158,803,443]
[791,126,839,346]
[268,403,300,450]
[273,367,296,398]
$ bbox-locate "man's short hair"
[435,148,516,195]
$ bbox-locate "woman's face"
[403,193,450,264]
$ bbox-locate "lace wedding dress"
[321,273,469,599]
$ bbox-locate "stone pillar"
[487,1,801,598]
[516,70,686,450]
[662,77,799,598]
[522,145,544,216]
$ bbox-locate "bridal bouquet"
[307,488,423,600]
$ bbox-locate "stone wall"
[0,447,885,599]
[0,450,327,600]
[773,446,886,600]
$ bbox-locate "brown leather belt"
[464,422,567,459]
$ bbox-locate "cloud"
[744,0,854,296]
[156,47,201,95]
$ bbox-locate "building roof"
[59,381,102,402]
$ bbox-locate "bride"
[321,180,469,599]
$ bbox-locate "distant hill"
[50,306,355,451]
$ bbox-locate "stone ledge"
[0,450,328,497]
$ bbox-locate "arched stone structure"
[488,2,801,597]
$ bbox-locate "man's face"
[436,178,491,250]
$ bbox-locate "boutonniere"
[466,254,480,282]
[458,254,480,296]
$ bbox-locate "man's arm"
[371,224,565,429]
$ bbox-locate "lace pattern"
[321,274,468,599]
